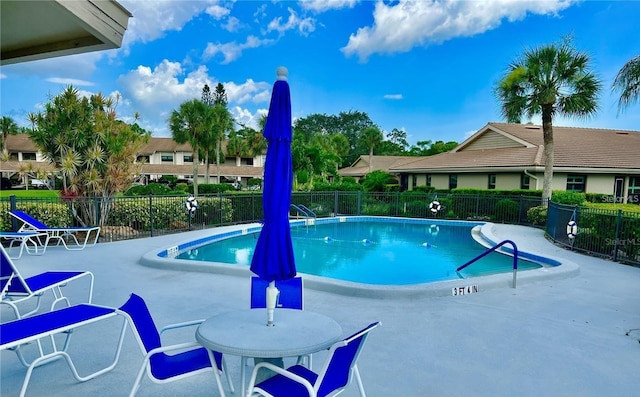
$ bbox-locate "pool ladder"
[456,240,519,288]
[290,204,316,219]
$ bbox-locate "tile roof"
[391,122,640,172]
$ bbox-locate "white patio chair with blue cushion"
[0,231,49,259]
[9,210,100,250]
[246,321,380,397]
[250,276,303,310]
[0,302,128,397]
[249,276,308,373]
[1,245,94,319]
[117,293,234,397]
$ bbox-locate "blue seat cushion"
[254,364,319,396]
[150,348,223,380]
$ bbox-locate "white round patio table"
[196,308,342,396]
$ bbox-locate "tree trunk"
[541,106,554,202]
[204,152,210,184]
[216,140,221,184]
[193,150,199,196]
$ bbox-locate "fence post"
[334,191,339,217]
[357,191,362,216]
[149,195,154,237]
[93,196,100,226]
[613,209,622,262]
[518,195,524,224]
[10,195,17,231]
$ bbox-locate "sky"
[1,0,639,146]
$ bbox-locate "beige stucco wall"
[458,174,486,189]
[585,174,615,194]
[431,174,449,190]
[496,173,521,190]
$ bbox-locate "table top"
[196,308,342,358]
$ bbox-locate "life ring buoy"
[429,200,441,214]
[428,224,440,236]
[566,220,578,239]
[186,196,198,213]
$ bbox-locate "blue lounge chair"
[1,245,94,319]
[0,303,128,397]
[0,231,49,259]
[9,210,100,250]
[246,321,381,397]
[117,293,234,397]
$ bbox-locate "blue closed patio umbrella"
[250,67,296,326]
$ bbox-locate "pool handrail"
[297,204,317,218]
[290,204,316,219]
[456,240,519,288]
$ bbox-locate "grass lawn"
[0,189,60,199]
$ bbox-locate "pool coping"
[139,216,580,298]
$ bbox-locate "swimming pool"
[173,218,542,285]
[140,217,575,298]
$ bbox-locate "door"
[614,177,624,203]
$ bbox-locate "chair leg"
[128,360,148,397]
[207,349,228,397]
[353,364,367,397]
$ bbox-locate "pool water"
[176,221,541,285]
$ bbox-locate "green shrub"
[413,185,436,193]
[247,178,262,189]
[494,198,519,223]
[527,206,547,225]
[552,191,585,205]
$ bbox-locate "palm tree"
[170,99,207,196]
[1,116,20,158]
[227,128,249,167]
[210,104,234,184]
[359,126,383,173]
[612,55,640,114]
[496,40,601,200]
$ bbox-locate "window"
[183,155,193,163]
[488,174,496,189]
[449,174,457,190]
[161,154,173,163]
[242,157,254,166]
[411,174,417,188]
[520,174,530,190]
[426,174,432,187]
[22,152,36,161]
[136,155,149,163]
[566,175,586,192]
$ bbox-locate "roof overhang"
[1,0,132,65]
[393,166,640,174]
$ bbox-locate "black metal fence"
[2,191,638,266]
[547,201,640,266]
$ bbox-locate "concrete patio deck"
[2,223,639,396]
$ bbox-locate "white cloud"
[267,7,316,36]
[384,94,403,100]
[301,0,359,12]
[341,0,576,61]
[203,35,274,64]
[223,16,242,32]
[224,79,271,105]
[119,0,224,49]
[46,77,94,86]
[205,4,231,19]
[116,59,272,136]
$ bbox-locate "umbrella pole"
[266,281,279,326]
